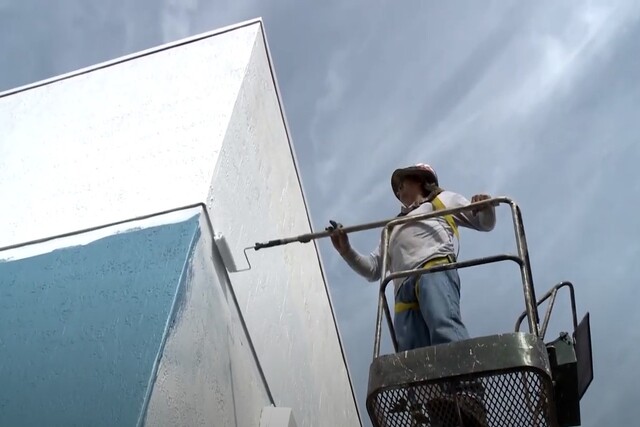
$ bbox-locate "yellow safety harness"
[394,196,459,314]
[431,196,459,239]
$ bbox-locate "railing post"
[382,295,399,352]
[514,281,578,336]
[510,202,540,337]
[373,226,391,359]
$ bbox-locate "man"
[328,162,496,351]
[327,163,496,426]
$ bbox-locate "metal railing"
[249,196,542,360]
[515,281,578,341]
[372,196,541,359]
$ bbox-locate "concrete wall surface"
[206,30,360,426]
[0,19,360,427]
[143,209,274,427]
[260,407,298,427]
[0,207,272,426]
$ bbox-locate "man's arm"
[327,220,382,282]
[446,192,496,232]
[340,241,382,282]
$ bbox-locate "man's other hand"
[326,220,350,255]
[471,194,494,215]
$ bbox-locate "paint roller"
[213,230,324,273]
[213,232,251,273]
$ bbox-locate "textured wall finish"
[0,208,273,426]
[143,213,272,426]
[260,407,298,427]
[0,19,360,427]
[0,24,258,248]
[0,214,200,426]
[206,32,360,427]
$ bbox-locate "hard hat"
[391,163,439,198]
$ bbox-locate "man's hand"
[471,194,494,215]
[471,194,491,203]
[326,220,351,255]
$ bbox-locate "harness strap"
[395,301,419,312]
[431,196,459,239]
[394,255,456,313]
[393,195,460,314]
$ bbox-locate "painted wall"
[0,19,360,427]
[0,212,198,426]
[0,22,255,248]
[206,32,360,426]
[143,211,273,427]
[0,208,272,426]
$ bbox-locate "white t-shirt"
[341,190,496,294]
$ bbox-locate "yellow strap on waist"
[394,301,419,313]
[393,196,459,315]
[421,255,454,270]
[395,256,455,313]
[431,196,459,239]
[414,256,454,303]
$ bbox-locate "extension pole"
[253,197,502,250]
[253,219,388,250]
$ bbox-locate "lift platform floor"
[367,333,556,427]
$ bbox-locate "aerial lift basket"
[364,198,593,427]
[247,197,593,427]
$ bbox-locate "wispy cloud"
[308,2,640,425]
[4,1,640,425]
[160,0,201,42]
[314,0,638,224]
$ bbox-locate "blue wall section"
[0,216,199,427]
[140,215,274,426]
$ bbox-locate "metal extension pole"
[250,197,544,352]
[252,198,506,250]
[253,218,394,250]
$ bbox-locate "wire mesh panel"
[366,333,556,427]
[368,370,555,427]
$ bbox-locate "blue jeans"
[393,271,487,423]
[394,269,470,352]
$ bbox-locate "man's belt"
[394,255,456,313]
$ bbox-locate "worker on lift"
[328,163,496,350]
[327,163,496,425]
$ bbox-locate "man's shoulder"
[437,190,470,207]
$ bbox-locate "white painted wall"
[0,206,274,426]
[206,32,360,427]
[0,19,361,427]
[260,407,298,427]
[0,22,254,248]
[144,211,272,427]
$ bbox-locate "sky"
[2,1,640,425]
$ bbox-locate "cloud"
[4,1,640,425]
[306,2,640,425]
[160,0,201,42]
[308,0,639,225]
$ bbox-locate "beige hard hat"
[391,163,439,199]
